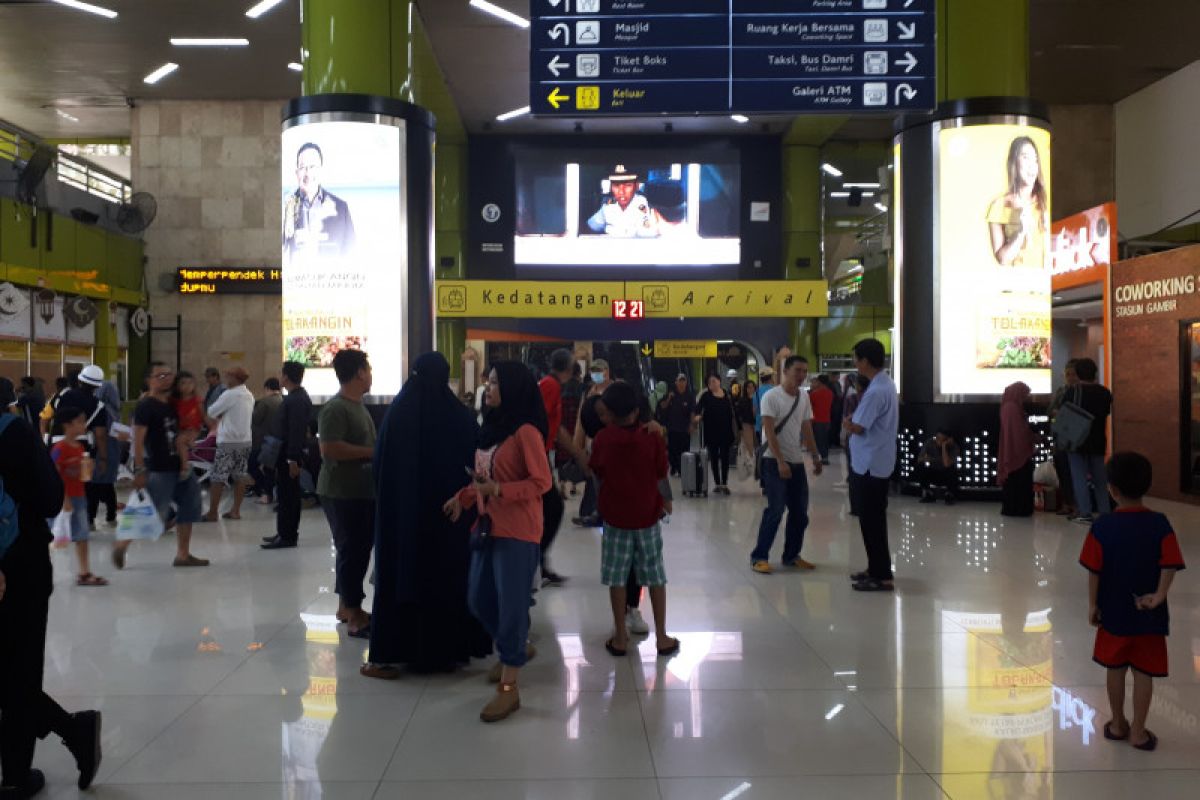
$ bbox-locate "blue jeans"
[1068,452,1111,516]
[468,537,541,667]
[751,459,810,564]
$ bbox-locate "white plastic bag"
[116,490,164,542]
[1033,460,1058,488]
[50,510,73,548]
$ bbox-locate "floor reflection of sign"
[654,340,718,358]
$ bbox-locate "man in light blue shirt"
[843,338,898,592]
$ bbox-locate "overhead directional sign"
[531,0,935,115]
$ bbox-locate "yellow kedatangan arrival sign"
[435,280,828,319]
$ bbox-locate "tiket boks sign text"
[434,280,829,319]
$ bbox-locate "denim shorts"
[51,501,91,543]
[146,471,203,525]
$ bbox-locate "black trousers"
[1001,459,1035,517]
[667,431,690,474]
[249,447,275,499]
[626,568,642,609]
[707,441,731,486]
[320,496,376,610]
[851,471,893,581]
[579,475,599,520]
[85,481,118,524]
[275,467,303,544]
[916,463,959,496]
[541,486,564,570]
[0,549,72,786]
[1053,450,1074,507]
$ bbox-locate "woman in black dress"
[694,374,738,495]
[362,353,492,678]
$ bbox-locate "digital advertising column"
[281,95,436,400]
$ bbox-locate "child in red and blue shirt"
[1079,452,1185,752]
[51,406,108,586]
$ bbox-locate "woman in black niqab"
[362,352,491,677]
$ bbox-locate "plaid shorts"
[601,523,666,587]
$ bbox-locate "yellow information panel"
[653,340,718,358]
[435,280,828,319]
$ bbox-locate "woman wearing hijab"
[361,353,492,680]
[443,362,552,723]
[998,381,1037,517]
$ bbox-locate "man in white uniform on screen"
[587,165,658,238]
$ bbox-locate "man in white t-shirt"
[203,367,255,521]
[750,355,823,574]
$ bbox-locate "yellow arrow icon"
[641,344,652,357]
[547,87,568,109]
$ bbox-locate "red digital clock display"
[612,299,645,320]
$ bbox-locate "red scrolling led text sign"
[612,299,645,320]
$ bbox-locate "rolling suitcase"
[681,450,709,497]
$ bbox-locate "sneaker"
[65,710,102,790]
[626,607,650,635]
[783,557,816,570]
[541,571,567,587]
[488,644,537,683]
[752,560,772,575]
[1070,514,1094,526]
[480,683,520,723]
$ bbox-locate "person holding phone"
[443,362,552,723]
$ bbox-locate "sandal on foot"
[657,637,681,657]
[1132,730,1158,751]
[347,616,372,639]
[1104,721,1129,741]
[360,663,400,680]
[76,573,109,587]
[605,638,628,657]
[222,512,241,520]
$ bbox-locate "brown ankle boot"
[480,683,520,723]
[487,644,537,683]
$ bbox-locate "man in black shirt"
[263,361,313,550]
[0,392,102,796]
[118,361,208,569]
[664,374,697,476]
[1067,357,1114,523]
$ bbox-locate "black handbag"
[468,448,499,551]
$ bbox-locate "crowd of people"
[0,336,1187,795]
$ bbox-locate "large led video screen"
[937,124,1052,397]
[281,119,405,398]
[513,154,740,267]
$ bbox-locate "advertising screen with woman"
[937,124,1053,397]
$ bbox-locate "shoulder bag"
[754,392,803,480]
[1051,384,1093,452]
[469,447,500,550]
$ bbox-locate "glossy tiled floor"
[32,452,1200,799]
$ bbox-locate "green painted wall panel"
[106,234,143,291]
[43,214,78,272]
[0,199,41,270]
[938,0,1029,101]
[75,224,106,274]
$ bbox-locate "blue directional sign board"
[531,0,936,115]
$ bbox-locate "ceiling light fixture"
[495,105,531,122]
[245,0,287,18]
[468,0,530,29]
[730,114,749,123]
[829,191,850,198]
[49,0,118,19]
[821,163,843,177]
[143,62,180,85]
[875,202,889,213]
[55,109,80,123]
[287,62,303,72]
[170,38,251,47]
[843,182,881,188]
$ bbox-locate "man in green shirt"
[318,349,376,638]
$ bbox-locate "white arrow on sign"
[547,54,567,76]
[549,23,569,43]
[897,51,918,73]
[548,0,564,7]
[895,83,918,104]
[904,0,916,7]
[897,21,916,39]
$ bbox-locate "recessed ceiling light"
[821,163,843,177]
[875,202,889,213]
[730,114,749,123]
[170,38,250,47]
[143,62,180,84]
[495,105,530,122]
[287,62,303,72]
[843,182,881,188]
[245,0,287,18]
[55,109,80,123]
[829,191,850,198]
[50,0,117,18]
[469,0,530,29]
